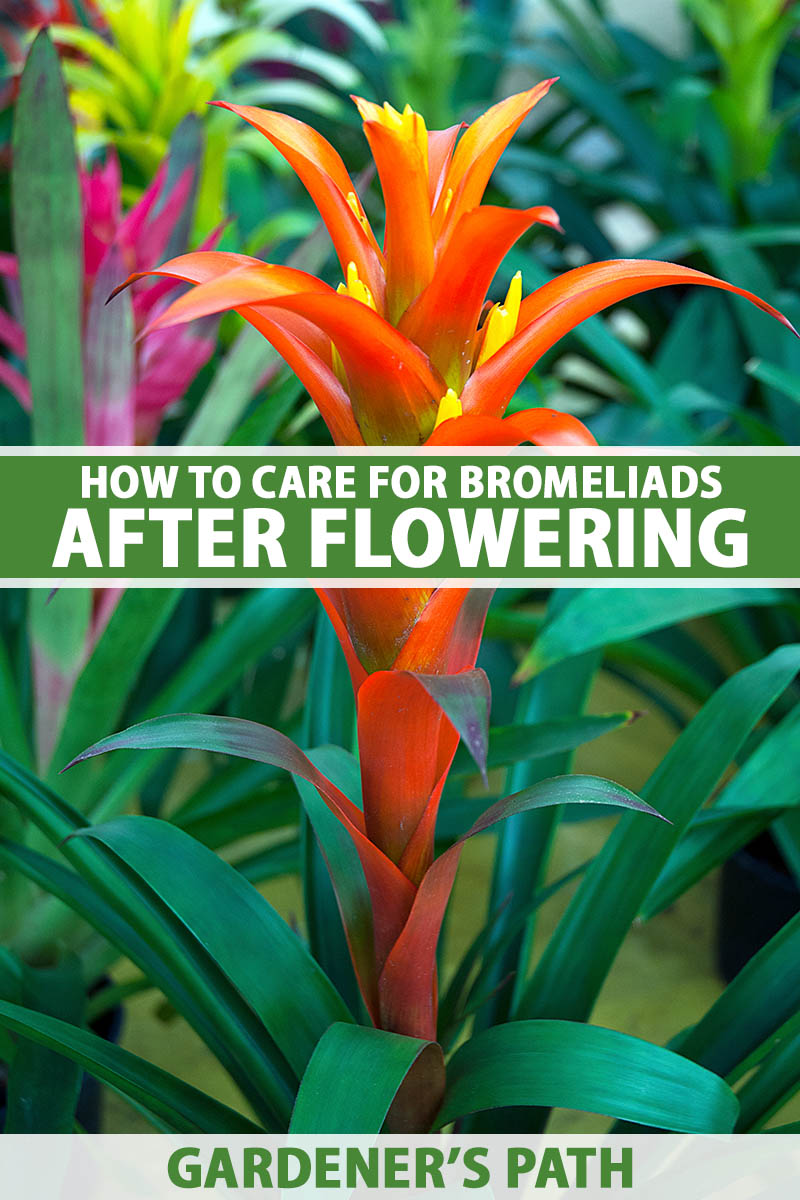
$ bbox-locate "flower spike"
[114,84,796,447]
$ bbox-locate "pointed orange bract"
[433,79,558,248]
[116,81,795,449]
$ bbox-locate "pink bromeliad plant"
[2,78,217,765]
[0,148,216,445]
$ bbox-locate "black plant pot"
[717,833,800,983]
[0,981,123,1133]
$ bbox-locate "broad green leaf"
[735,1020,800,1131]
[438,1021,738,1132]
[0,836,193,983]
[301,612,360,1013]
[73,816,352,1080]
[29,588,92,770]
[519,589,785,678]
[0,999,260,1134]
[290,1024,440,1134]
[644,702,800,916]
[49,588,182,796]
[82,588,316,820]
[746,359,800,402]
[0,636,32,769]
[451,711,632,775]
[3,958,83,1133]
[82,245,134,444]
[477,594,601,1039]
[517,646,800,1026]
[12,31,84,444]
[676,910,800,1079]
[0,751,297,1128]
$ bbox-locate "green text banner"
[1,448,797,585]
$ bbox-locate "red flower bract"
[112,83,795,450]
[311,585,494,1037]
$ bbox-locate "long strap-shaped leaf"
[0,751,315,1128]
[290,1023,442,1133]
[476,603,601,1041]
[72,815,353,1084]
[301,611,360,1014]
[675,910,800,1080]
[516,645,800,1026]
[80,588,316,822]
[437,1021,739,1133]
[735,1019,800,1131]
[644,701,800,917]
[48,588,182,797]
[0,999,261,1134]
[3,958,83,1133]
[450,709,634,776]
[516,588,785,679]
[12,30,84,444]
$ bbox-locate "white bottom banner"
[0,1135,798,1198]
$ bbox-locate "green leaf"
[0,751,297,1128]
[49,588,182,797]
[698,230,800,441]
[519,588,785,678]
[290,1024,440,1134]
[12,31,84,444]
[644,701,800,916]
[29,587,93,770]
[81,588,316,820]
[476,603,601,1040]
[301,611,360,1014]
[0,635,33,769]
[735,1021,800,1130]
[72,816,352,1082]
[294,746,374,1017]
[0,999,260,1134]
[438,1021,738,1132]
[517,646,800,1026]
[3,958,83,1132]
[746,358,800,402]
[675,910,800,1079]
[82,245,134,444]
[0,836,190,982]
[451,711,633,775]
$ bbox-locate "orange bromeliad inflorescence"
[115,81,795,450]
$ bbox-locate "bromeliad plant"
[1,595,800,1135]
[48,0,384,230]
[2,145,216,445]
[5,33,221,771]
[112,79,796,448]
[61,587,669,1056]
